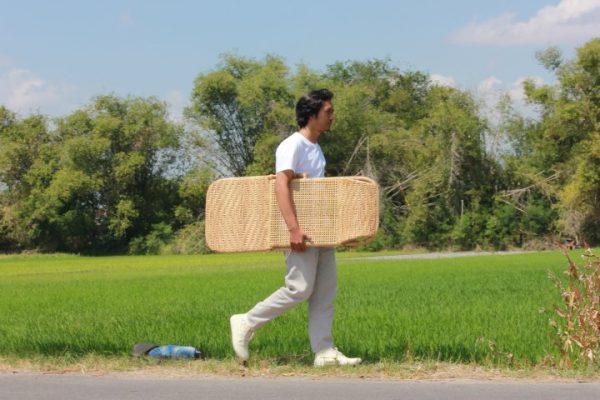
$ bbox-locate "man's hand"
[289,226,312,252]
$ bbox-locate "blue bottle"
[147,345,202,359]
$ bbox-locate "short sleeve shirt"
[275,132,326,178]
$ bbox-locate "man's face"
[315,100,334,132]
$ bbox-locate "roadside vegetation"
[1,250,599,377]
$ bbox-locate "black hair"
[295,89,333,128]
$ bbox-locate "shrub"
[451,210,486,250]
[128,223,174,255]
[484,203,519,250]
[164,220,211,255]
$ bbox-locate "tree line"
[1,38,598,254]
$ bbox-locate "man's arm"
[275,170,311,252]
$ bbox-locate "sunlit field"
[0,250,578,367]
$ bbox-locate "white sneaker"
[314,347,362,367]
[230,314,255,361]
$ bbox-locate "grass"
[0,249,597,376]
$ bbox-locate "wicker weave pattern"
[206,176,379,252]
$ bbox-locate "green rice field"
[0,250,584,367]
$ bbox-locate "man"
[230,89,362,367]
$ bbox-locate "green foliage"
[522,198,557,237]
[483,204,518,250]
[176,166,214,224]
[509,38,600,245]
[0,109,58,250]
[245,133,281,176]
[165,220,211,255]
[187,54,295,176]
[0,96,202,253]
[535,46,563,71]
[452,209,487,250]
[128,223,174,255]
[403,197,455,249]
[3,38,600,253]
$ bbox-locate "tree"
[509,37,600,244]
[187,54,296,176]
[0,107,58,250]
[0,96,194,253]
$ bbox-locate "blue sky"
[1,0,599,119]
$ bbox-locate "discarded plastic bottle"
[147,345,202,359]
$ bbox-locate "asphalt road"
[1,373,599,400]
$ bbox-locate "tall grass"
[0,251,577,366]
[548,247,600,367]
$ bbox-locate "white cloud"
[448,0,600,45]
[476,76,545,155]
[477,76,503,94]
[507,76,545,103]
[477,75,546,123]
[477,75,545,105]
[0,65,80,116]
[430,73,457,87]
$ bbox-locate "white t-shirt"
[275,132,326,178]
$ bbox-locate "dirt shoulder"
[1,357,599,382]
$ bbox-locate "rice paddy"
[0,250,582,368]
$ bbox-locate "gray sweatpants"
[245,247,337,353]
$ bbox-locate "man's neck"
[299,126,320,144]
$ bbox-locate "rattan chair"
[205,175,379,252]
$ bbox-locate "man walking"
[230,89,362,367]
